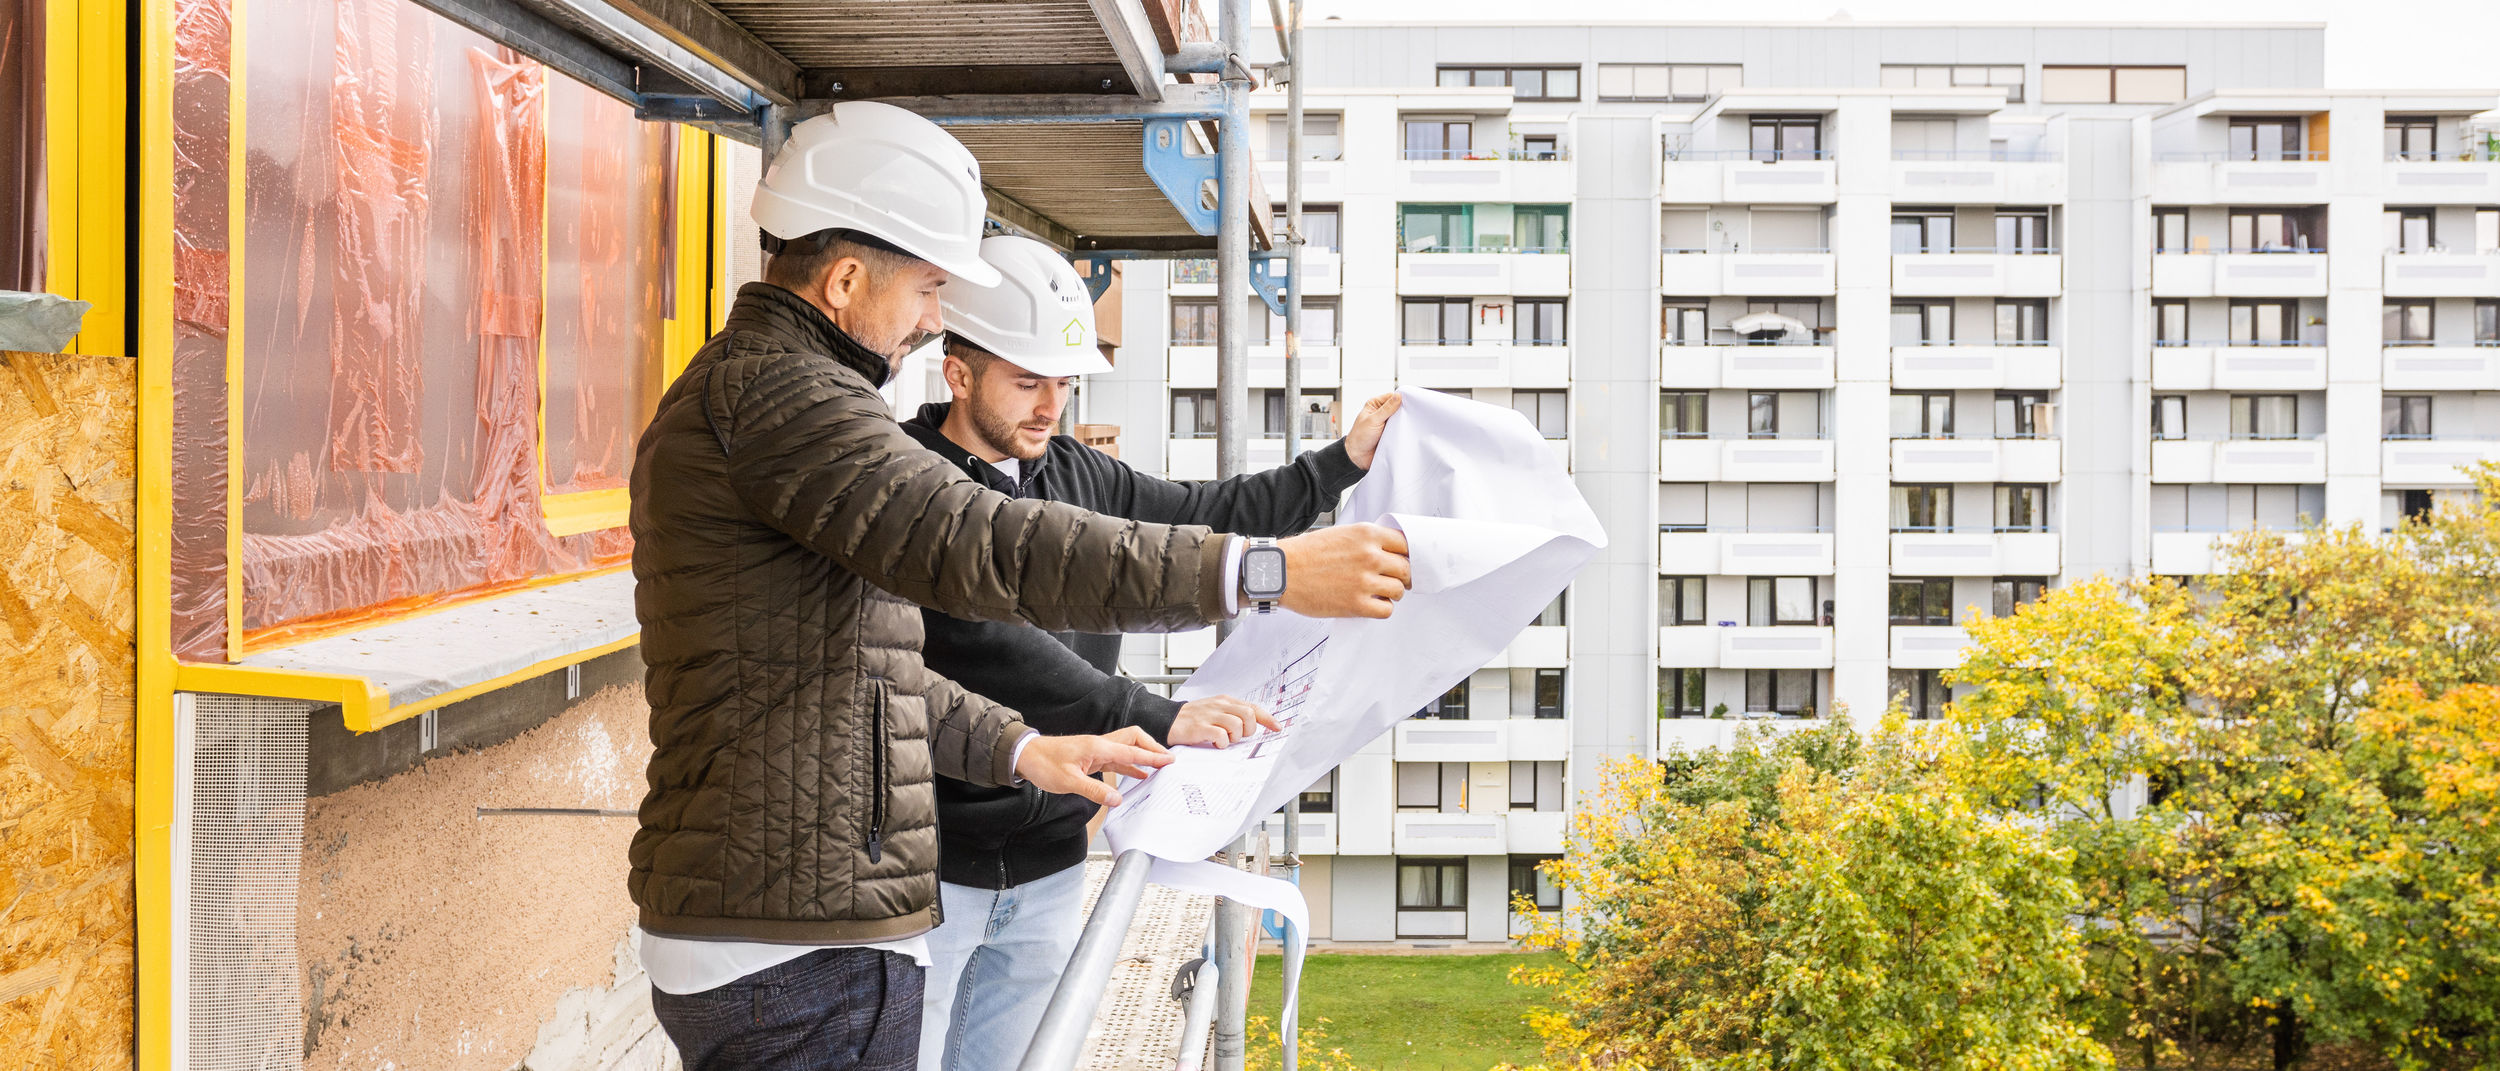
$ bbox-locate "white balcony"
[1509,719,1570,762]
[1890,253,2062,298]
[1660,157,1838,203]
[1396,157,1513,202]
[1170,345,1343,389]
[1658,530,1837,576]
[1286,250,1342,296]
[1164,625,1217,668]
[2383,254,2500,298]
[1653,625,1834,670]
[1251,811,1336,856]
[1889,625,1974,670]
[1660,344,1836,389]
[1888,158,2067,204]
[1508,810,1568,854]
[1656,714,1828,754]
[1396,251,1570,296]
[1395,343,1570,389]
[1658,437,1835,483]
[1889,532,2060,577]
[2151,530,2224,575]
[2382,440,2500,487]
[2149,346,2327,391]
[2384,160,2500,203]
[1257,159,1344,202]
[2150,160,2330,205]
[1508,625,1569,668]
[1658,252,1836,297]
[1395,719,1509,764]
[2383,346,2500,390]
[1165,437,1217,482]
[2151,253,2329,298]
[1394,812,1507,856]
[1889,345,2061,390]
[1889,438,2062,483]
[2151,438,2328,483]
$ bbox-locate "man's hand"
[1168,695,1282,749]
[1273,522,1411,619]
[1343,392,1403,470]
[1016,726,1172,808]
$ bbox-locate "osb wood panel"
[0,351,140,1070]
[300,685,653,1071]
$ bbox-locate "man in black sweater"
[902,236,1395,1070]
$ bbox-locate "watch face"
[1245,548,1287,598]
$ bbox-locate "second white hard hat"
[940,236,1111,377]
[749,101,1000,287]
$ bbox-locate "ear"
[819,256,867,310]
[940,352,975,399]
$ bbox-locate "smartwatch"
[1240,537,1287,614]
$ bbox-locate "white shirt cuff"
[1219,535,1247,617]
[1007,729,1040,785]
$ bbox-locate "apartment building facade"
[1074,21,2500,944]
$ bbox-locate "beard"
[968,393,1050,462]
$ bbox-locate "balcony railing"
[2156,150,2331,162]
[1887,431,2060,440]
[1661,245,1832,254]
[1663,148,1837,162]
[1402,243,1569,254]
[1658,431,1831,442]
[1399,336,1568,346]
[2153,246,2326,255]
[1662,336,1831,346]
[1657,523,1833,533]
[1891,149,2062,162]
[2386,149,2498,162]
[2153,338,2325,347]
[1893,338,2052,347]
[1893,244,2061,255]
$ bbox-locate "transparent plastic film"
[0,0,42,293]
[170,0,234,660]
[544,76,673,495]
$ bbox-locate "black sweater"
[900,401,1366,889]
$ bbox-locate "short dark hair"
[763,228,918,291]
[942,334,1002,379]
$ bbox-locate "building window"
[1531,669,1565,720]
[1880,64,2024,102]
[1399,204,1473,251]
[1660,576,1707,626]
[2479,300,2500,344]
[1996,300,2049,344]
[1595,63,1739,102]
[2385,208,2436,254]
[1892,484,1954,533]
[1995,484,2049,533]
[2227,209,2305,253]
[1511,389,1568,439]
[1510,761,1565,811]
[2386,117,2439,161]
[2385,301,2434,345]
[2041,65,2185,105]
[1171,298,1219,344]
[2228,300,2300,345]
[1889,669,1947,720]
[1890,391,1955,439]
[2384,395,2433,440]
[1396,763,1465,811]
[1660,391,1708,439]
[1994,209,2051,253]
[2155,300,2190,345]
[1891,209,1954,253]
[1749,117,1823,162]
[1533,591,1566,627]
[1659,668,1705,718]
[1436,66,1581,102]
[1417,679,1470,720]
[1261,388,1338,440]
[1521,134,1561,160]
[1891,301,1953,345]
[1889,577,1954,626]
[1509,856,1563,912]
[1745,669,1818,717]
[1992,577,2048,617]
[1996,391,2050,439]
[1514,205,1569,253]
[2480,210,2500,255]
[2229,394,2299,440]
[1171,390,1219,439]
[1273,205,1341,253]
[2152,394,2187,440]
[1515,298,1567,344]
[1662,302,1709,344]
[1404,119,1475,161]
[1262,114,1341,161]
[2229,118,2307,162]
[1659,483,1706,533]
[1401,298,1471,345]
[2155,209,2190,253]
[1299,769,1336,813]
[1746,576,1817,627]
[1397,858,1468,908]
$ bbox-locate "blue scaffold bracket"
[1142,118,1219,236]
[1260,855,1303,941]
[1078,255,1120,302]
[1250,254,1291,317]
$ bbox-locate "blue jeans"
[917,865,1089,1071]
[653,946,923,1071]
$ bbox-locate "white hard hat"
[940,236,1111,376]
[750,101,1000,287]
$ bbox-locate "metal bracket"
[635,95,762,125]
[1079,255,1121,302]
[1249,253,1291,316]
[1141,117,1219,236]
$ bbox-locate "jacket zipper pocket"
[867,679,889,864]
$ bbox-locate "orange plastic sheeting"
[0,0,42,292]
[544,77,673,495]
[170,0,234,661]
[236,0,634,645]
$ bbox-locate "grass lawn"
[1246,951,1561,1070]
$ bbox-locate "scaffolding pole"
[1275,0,1306,906]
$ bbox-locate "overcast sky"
[1287,0,2500,91]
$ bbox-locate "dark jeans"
[652,947,924,1071]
